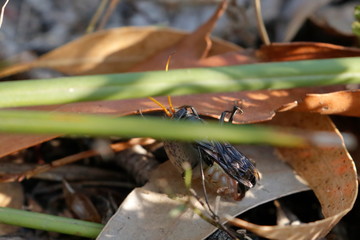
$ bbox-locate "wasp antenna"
[150,53,177,117]
[165,52,175,72]
[167,95,175,113]
[148,97,172,117]
[165,53,176,113]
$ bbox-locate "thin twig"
[86,0,109,33]
[253,0,270,45]
[0,138,154,182]
[199,149,218,219]
[97,0,121,31]
[0,0,10,30]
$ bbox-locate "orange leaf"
[257,42,360,62]
[292,90,360,117]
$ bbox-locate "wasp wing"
[195,140,258,188]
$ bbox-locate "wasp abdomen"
[205,162,241,200]
[163,140,200,174]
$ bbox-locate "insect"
[149,96,259,201]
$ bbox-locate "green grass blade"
[0,57,359,107]
[0,207,103,238]
[0,110,305,146]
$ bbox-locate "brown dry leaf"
[180,41,360,68]
[257,42,360,62]
[0,27,227,77]
[194,50,257,67]
[97,145,310,240]
[0,1,240,78]
[0,86,342,159]
[228,112,358,240]
[0,183,23,235]
[291,89,360,117]
[139,86,344,124]
[0,134,58,159]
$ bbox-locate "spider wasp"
[149,96,259,201]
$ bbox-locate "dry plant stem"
[0,163,127,183]
[199,153,218,218]
[87,0,109,33]
[97,0,121,30]
[21,150,96,181]
[0,0,9,29]
[11,138,154,182]
[253,0,270,45]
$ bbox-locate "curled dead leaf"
[98,112,357,240]
[0,27,195,77]
[228,112,358,240]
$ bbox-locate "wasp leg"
[228,105,243,123]
[137,108,146,118]
[188,106,200,117]
[220,105,243,125]
[180,106,200,118]
[197,146,218,219]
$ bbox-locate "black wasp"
[149,97,259,200]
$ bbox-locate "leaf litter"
[98,145,310,240]
[98,112,357,240]
[0,0,359,239]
